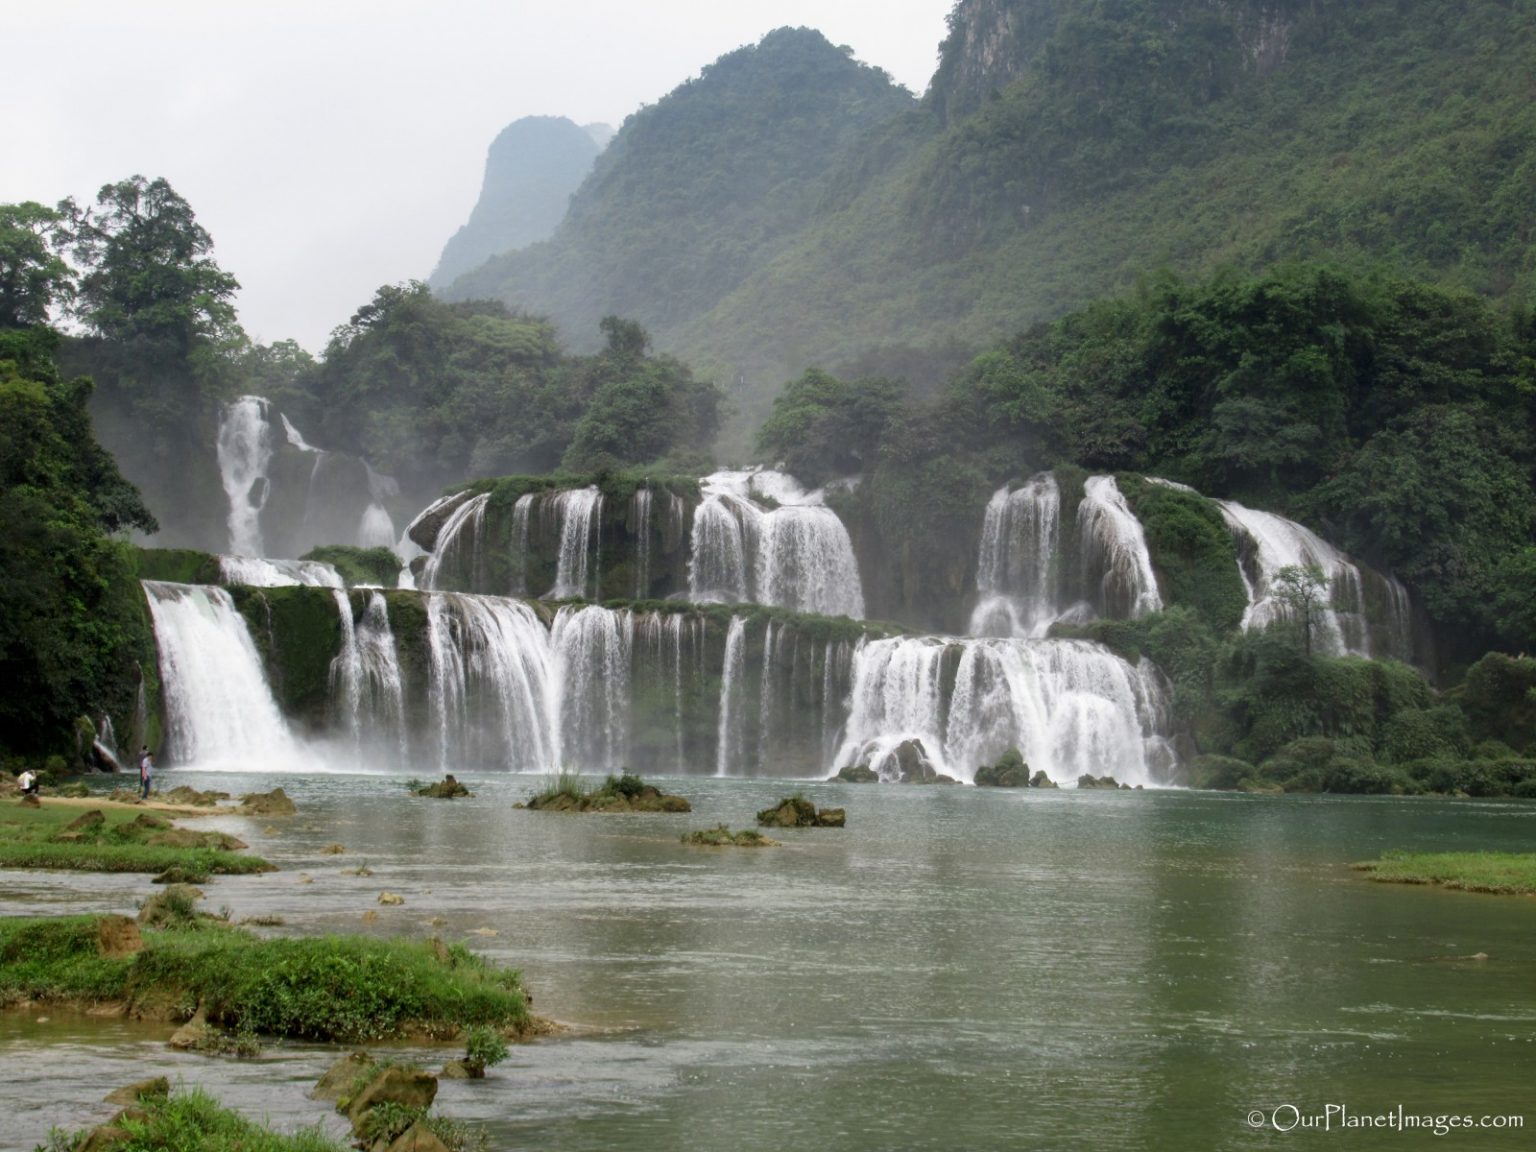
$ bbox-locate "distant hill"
[428,115,608,289]
[443,2,1536,453]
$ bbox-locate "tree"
[63,176,243,425]
[0,201,74,328]
[1273,564,1329,656]
[757,368,908,486]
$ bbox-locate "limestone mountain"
[429,115,607,289]
[444,1,1536,452]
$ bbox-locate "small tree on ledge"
[1274,564,1329,656]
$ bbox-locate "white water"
[970,473,1064,638]
[553,604,632,769]
[835,635,1172,786]
[688,469,864,617]
[1078,476,1163,620]
[358,504,397,550]
[547,487,604,599]
[143,581,302,768]
[219,556,345,588]
[216,396,274,557]
[426,593,561,773]
[1217,499,1412,658]
[421,493,490,592]
[329,590,363,746]
[716,616,747,777]
[632,488,654,598]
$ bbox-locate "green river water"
[1,774,1532,1150]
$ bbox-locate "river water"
[2,774,1533,1150]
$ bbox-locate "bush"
[1382,706,1472,764]
[1184,754,1257,790]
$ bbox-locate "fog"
[1,0,950,351]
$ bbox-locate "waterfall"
[547,487,603,599]
[422,493,490,592]
[329,590,363,746]
[716,616,747,777]
[756,621,781,772]
[632,487,654,598]
[358,504,396,550]
[219,556,344,588]
[834,635,1173,786]
[217,396,274,557]
[355,592,407,761]
[970,473,1064,637]
[508,493,535,596]
[688,469,865,617]
[1216,499,1412,659]
[143,581,301,768]
[552,605,631,769]
[426,592,560,772]
[1077,476,1163,619]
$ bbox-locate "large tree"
[0,201,74,328]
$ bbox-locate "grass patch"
[682,825,780,848]
[0,803,271,876]
[1352,852,1536,895]
[0,918,529,1042]
[38,1086,347,1152]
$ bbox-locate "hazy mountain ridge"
[442,1,1536,453]
[428,115,607,290]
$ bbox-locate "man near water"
[138,746,153,800]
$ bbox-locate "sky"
[3,0,953,352]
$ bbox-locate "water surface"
[2,775,1533,1150]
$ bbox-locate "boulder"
[18,794,39,808]
[1028,770,1058,789]
[161,785,225,807]
[147,828,247,851]
[168,1007,213,1050]
[414,775,471,799]
[833,764,878,783]
[239,788,297,815]
[1076,774,1122,790]
[386,1121,453,1152]
[137,884,205,927]
[974,749,1030,787]
[756,797,819,828]
[102,1077,169,1106]
[378,892,405,905]
[891,738,936,784]
[312,1050,373,1101]
[95,915,142,958]
[75,1124,132,1152]
[345,1066,438,1129]
[439,1059,479,1079]
[816,807,846,828]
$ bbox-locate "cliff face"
[428,116,604,290]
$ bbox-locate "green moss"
[228,587,342,728]
[300,546,400,588]
[133,547,221,586]
[681,825,779,847]
[0,803,271,875]
[1118,475,1248,634]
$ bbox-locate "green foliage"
[0,328,158,759]
[1118,475,1246,633]
[38,1086,348,1152]
[464,1024,510,1070]
[0,201,73,327]
[756,368,907,486]
[300,546,400,588]
[229,586,343,726]
[133,546,220,585]
[1272,564,1329,656]
[0,801,270,875]
[1458,653,1536,752]
[1356,851,1536,896]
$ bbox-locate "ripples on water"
[2,774,1533,1151]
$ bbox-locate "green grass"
[0,918,530,1042]
[38,1087,347,1152]
[0,803,271,876]
[1353,852,1536,895]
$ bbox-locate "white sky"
[2,1,952,351]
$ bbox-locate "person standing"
[16,769,37,796]
[138,746,153,800]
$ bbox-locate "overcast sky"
[3,1,952,351]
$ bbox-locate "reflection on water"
[3,774,1534,1151]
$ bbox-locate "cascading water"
[354,592,408,761]
[422,493,491,592]
[552,604,632,769]
[970,473,1064,638]
[688,469,864,617]
[716,616,747,777]
[330,590,363,746]
[632,487,654,599]
[1217,499,1412,659]
[217,396,274,557]
[834,635,1173,786]
[547,487,603,599]
[219,556,345,588]
[143,581,301,768]
[426,592,560,772]
[1077,476,1163,620]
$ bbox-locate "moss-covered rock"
[974,748,1029,787]
[133,548,221,586]
[681,825,779,847]
[1118,475,1247,634]
[229,586,343,730]
[301,546,401,588]
[834,764,878,783]
[755,797,845,827]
